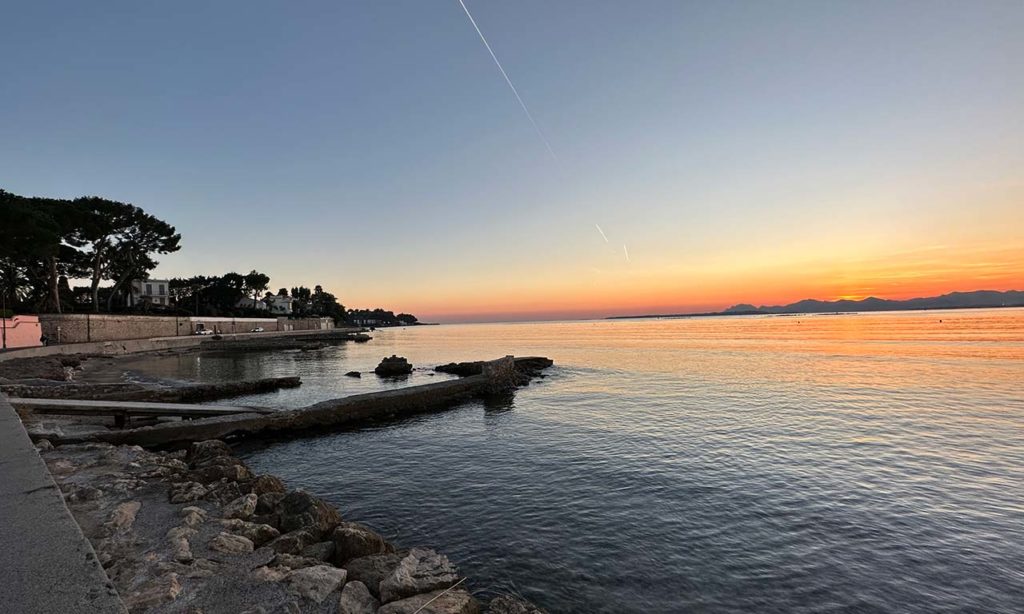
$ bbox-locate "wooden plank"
[9,397,271,417]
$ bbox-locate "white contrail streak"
[457,0,557,160]
[623,244,631,262]
[595,223,609,243]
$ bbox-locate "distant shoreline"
[607,302,1024,321]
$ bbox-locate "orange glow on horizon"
[374,241,1024,322]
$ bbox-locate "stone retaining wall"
[36,315,334,344]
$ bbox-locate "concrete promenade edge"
[0,393,126,613]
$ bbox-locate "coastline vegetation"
[1,188,418,326]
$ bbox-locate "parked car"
[250,327,264,333]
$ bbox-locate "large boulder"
[286,565,347,604]
[332,522,393,566]
[190,456,253,483]
[257,492,285,514]
[250,474,286,495]
[343,552,406,598]
[302,541,336,562]
[379,548,461,603]
[487,595,549,614]
[267,528,319,554]
[378,589,480,614]
[338,580,379,614]
[223,493,258,520]
[277,490,342,536]
[374,355,412,376]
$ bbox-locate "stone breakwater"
[41,437,548,613]
[40,357,554,448]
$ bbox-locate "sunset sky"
[2,1,1022,322]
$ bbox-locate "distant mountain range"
[609,290,1024,319]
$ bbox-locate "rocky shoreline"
[41,437,547,613]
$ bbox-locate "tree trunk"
[90,247,104,312]
[106,273,131,312]
[43,256,62,314]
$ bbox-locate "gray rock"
[332,521,393,566]
[267,528,319,554]
[122,572,183,610]
[379,548,461,603]
[191,457,253,483]
[378,589,480,614]
[337,580,379,614]
[301,540,336,561]
[203,478,244,505]
[223,493,258,520]
[487,595,549,614]
[286,565,347,603]
[250,473,286,495]
[186,439,233,465]
[222,518,281,546]
[252,565,288,582]
[342,552,406,598]
[256,492,285,514]
[374,355,413,376]
[277,489,342,536]
[209,531,255,554]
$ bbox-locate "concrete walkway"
[0,393,126,613]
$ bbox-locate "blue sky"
[2,1,1022,321]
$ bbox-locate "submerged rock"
[487,595,549,614]
[379,548,461,603]
[345,371,362,378]
[374,355,412,376]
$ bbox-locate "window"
[159,284,165,295]
[146,283,153,294]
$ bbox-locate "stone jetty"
[33,356,553,448]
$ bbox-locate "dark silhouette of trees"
[1,189,177,313]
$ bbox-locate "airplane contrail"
[595,223,609,243]
[457,0,557,160]
[623,244,631,262]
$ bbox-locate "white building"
[129,279,171,306]
[264,295,294,315]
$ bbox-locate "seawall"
[0,327,365,363]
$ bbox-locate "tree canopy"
[0,189,180,313]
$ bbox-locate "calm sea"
[126,309,1024,613]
